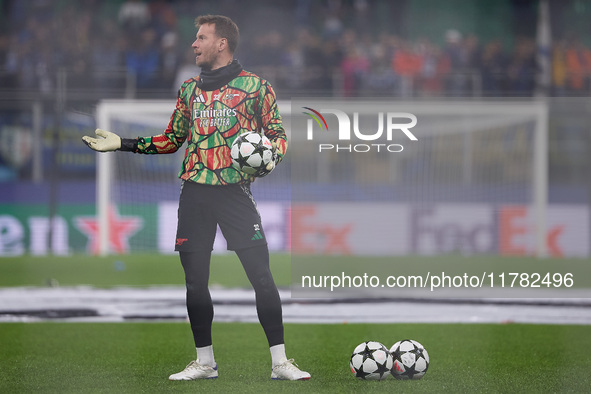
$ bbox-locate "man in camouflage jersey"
[83,15,310,381]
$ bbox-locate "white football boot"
[168,360,218,380]
[271,359,311,380]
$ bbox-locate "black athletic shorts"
[175,181,266,252]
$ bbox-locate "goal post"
[533,99,549,258]
[96,100,177,256]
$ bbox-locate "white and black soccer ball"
[350,341,394,380]
[230,131,274,176]
[389,339,429,380]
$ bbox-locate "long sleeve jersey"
[134,70,287,185]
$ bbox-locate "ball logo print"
[230,131,274,176]
[389,339,430,380]
[349,341,393,380]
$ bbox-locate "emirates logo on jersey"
[193,107,237,128]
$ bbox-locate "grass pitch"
[1,322,591,393]
[0,253,290,288]
[2,254,590,291]
[1,254,591,392]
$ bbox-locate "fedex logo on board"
[409,204,583,257]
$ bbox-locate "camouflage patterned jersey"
[135,70,287,185]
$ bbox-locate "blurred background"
[0,0,589,256]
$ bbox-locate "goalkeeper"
[83,15,310,381]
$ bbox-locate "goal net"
[288,98,552,298]
[289,99,548,258]
[94,99,548,260]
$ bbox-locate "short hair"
[195,15,240,53]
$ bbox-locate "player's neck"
[197,59,242,91]
[209,55,234,71]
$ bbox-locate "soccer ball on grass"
[230,131,275,177]
[389,339,429,380]
[350,341,393,380]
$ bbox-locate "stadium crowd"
[1,0,591,99]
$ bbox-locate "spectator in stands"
[125,28,160,91]
[4,0,591,99]
[159,31,181,90]
[149,0,177,37]
[564,35,591,94]
[320,37,343,94]
[480,40,507,96]
[442,29,468,96]
[463,34,482,71]
[415,38,450,95]
[91,20,125,94]
[506,37,536,96]
[118,0,151,35]
[391,40,422,97]
[462,33,482,94]
[551,38,568,96]
[362,44,397,96]
[299,28,333,93]
[280,34,305,91]
[0,29,19,90]
[340,45,370,97]
[248,30,285,69]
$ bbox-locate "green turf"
[1,322,590,393]
[292,255,591,288]
[2,255,589,392]
[0,254,292,288]
[1,254,590,292]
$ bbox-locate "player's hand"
[263,158,276,174]
[256,159,276,178]
[257,141,278,177]
[82,129,121,152]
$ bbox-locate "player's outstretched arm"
[82,129,121,152]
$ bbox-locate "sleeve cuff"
[119,138,138,152]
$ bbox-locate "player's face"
[192,23,223,70]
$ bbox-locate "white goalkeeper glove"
[82,129,121,152]
[257,141,279,177]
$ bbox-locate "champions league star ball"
[230,131,274,176]
[350,341,394,380]
[389,339,430,380]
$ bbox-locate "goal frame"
[95,99,548,257]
